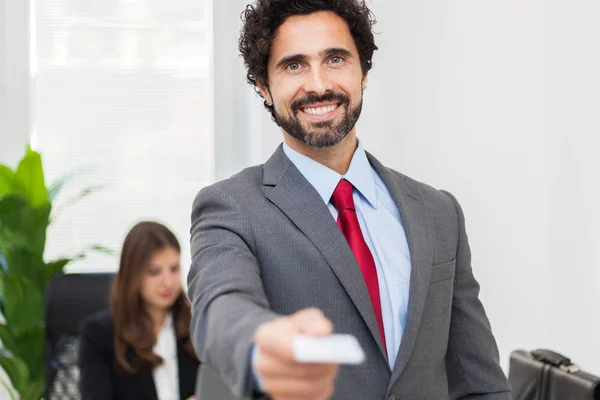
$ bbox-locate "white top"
[152,313,180,400]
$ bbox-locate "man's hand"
[253,308,339,400]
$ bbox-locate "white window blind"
[32,0,212,275]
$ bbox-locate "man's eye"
[330,56,344,64]
[286,62,301,71]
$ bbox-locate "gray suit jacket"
[188,145,511,400]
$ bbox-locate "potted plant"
[0,147,104,399]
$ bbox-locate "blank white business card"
[292,334,366,365]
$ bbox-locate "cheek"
[273,92,295,111]
[271,78,303,109]
[332,69,364,94]
[140,276,158,299]
[173,271,183,291]
[341,79,364,99]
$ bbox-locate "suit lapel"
[263,146,388,361]
[177,340,199,399]
[367,154,434,388]
[136,369,158,400]
[122,348,158,400]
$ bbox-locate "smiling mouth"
[299,103,340,117]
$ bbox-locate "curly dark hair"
[239,0,378,120]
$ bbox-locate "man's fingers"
[254,308,334,362]
[254,318,296,361]
[253,309,338,399]
[265,375,335,400]
[254,353,336,380]
[290,308,334,336]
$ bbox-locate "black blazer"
[78,311,199,400]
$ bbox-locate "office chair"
[45,272,114,399]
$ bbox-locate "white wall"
[213,0,280,181]
[214,0,600,374]
[363,0,600,373]
[0,0,30,168]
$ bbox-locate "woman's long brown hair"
[110,221,195,374]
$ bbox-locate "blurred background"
[1,0,599,396]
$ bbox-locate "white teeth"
[304,105,337,115]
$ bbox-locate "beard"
[273,91,363,148]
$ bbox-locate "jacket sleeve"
[78,319,114,400]
[187,184,279,398]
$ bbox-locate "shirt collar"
[282,140,377,208]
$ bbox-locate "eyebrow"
[148,263,180,270]
[321,47,353,59]
[274,47,354,69]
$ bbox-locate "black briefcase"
[509,349,600,400]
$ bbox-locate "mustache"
[291,92,350,114]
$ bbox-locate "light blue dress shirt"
[282,141,411,367]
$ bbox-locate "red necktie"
[331,179,387,354]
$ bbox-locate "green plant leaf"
[47,166,95,203]
[0,353,29,394]
[0,195,51,264]
[76,185,104,199]
[0,166,16,197]
[0,229,35,254]
[0,324,17,354]
[89,244,116,255]
[47,184,63,203]
[47,170,76,202]
[42,245,116,276]
[14,149,48,209]
[21,375,44,400]
[0,249,45,290]
[1,273,43,335]
[0,376,17,400]
[13,327,44,382]
[69,244,116,262]
[51,184,104,223]
[43,258,71,282]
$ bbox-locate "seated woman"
[79,221,199,400]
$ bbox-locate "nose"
[303,65,333,95]
[161,270,178,289]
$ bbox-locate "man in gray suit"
[188,1,512,399]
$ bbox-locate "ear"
[256,80,274,105]
[361,72,369,91]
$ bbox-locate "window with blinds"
[32,0,212,275]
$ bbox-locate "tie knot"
[331,179,355,211]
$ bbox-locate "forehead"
[148,246,179,265]
[270,11,358,61]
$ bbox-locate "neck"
[283,130,358,175]
[146,306,168,334]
